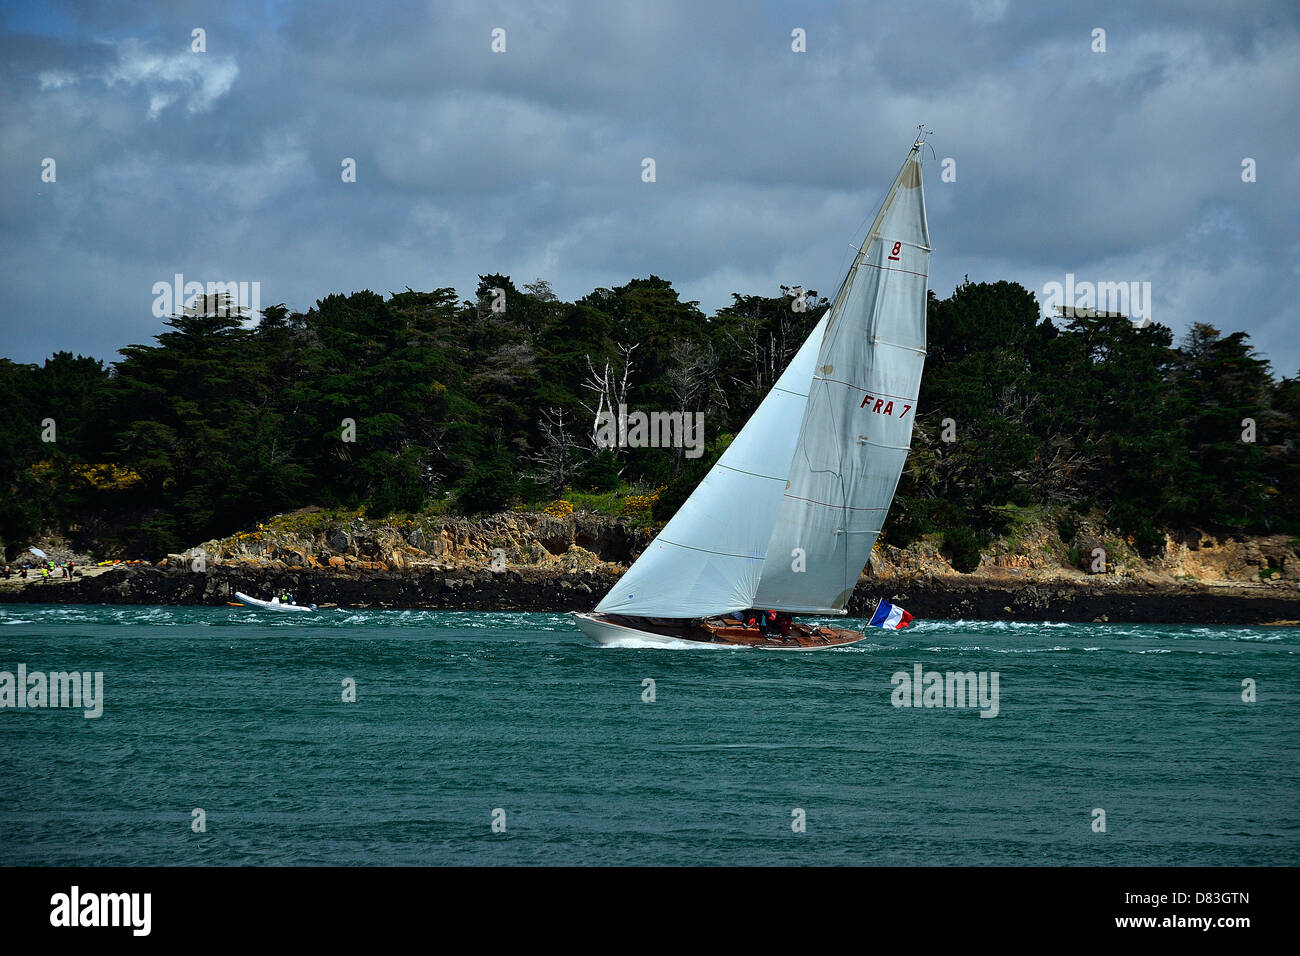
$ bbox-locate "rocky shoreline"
[2,563,1298,625]
[2,509,1297,624]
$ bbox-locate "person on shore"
[1,566,10,579]
[19,567,27,579]
[68,560,75,578]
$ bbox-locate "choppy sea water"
[1,604,1296,866]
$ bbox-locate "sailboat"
[573,132,931,650]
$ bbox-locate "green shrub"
[455,448,519,515]
[576,450,621,493]
[942,526,985,573]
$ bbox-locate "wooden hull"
[571,612,869,651]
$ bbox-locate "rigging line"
[829,158,897,311]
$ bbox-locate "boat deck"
[602,614,867,649]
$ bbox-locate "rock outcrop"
[7,563,621,611]
[3,509,1298,623]
[5,562,1296,624]
[177,510,648,576]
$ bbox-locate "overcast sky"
[2,0,1297,376]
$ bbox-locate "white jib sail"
[752,144,930,613]
[594,314,829,618]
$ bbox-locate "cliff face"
[187,510,650,576]
[867,522,1299,586]
[3,509,1298,623]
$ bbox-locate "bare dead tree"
[723,290,821,398]
[666,338,724,473]
[523,278,558,302]
[527,407,584,495]
[580,342,638,455]
[1017,434,1102,504]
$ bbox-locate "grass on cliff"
[518,490,620,516]
[518,484,664,524]
[219,483,659,546]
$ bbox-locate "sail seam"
[781,493,889,512]
[812,377,917,402]
[859,261,928,280]
[872,339,928,355]
[657,538,765,561]
[716,462,785,482]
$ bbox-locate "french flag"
[868,601,914,629]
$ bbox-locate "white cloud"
[100,39,239,118]
[38,70,78,90]
[969,0,1009,24]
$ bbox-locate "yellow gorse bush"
[30,461,144,492]
[544,499,574,518]
[621,488,664,518]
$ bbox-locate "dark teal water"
[1,604,1296,866]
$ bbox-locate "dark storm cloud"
[1,0,1297,374]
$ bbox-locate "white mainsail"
[595,138,929,619]
[754,143,930,613]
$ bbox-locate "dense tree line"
[1,276,1296,559]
